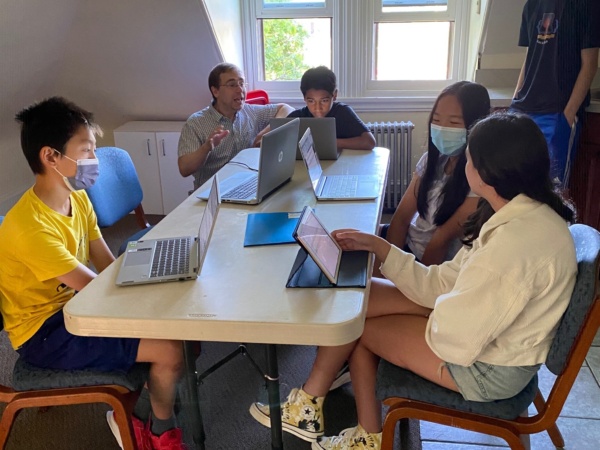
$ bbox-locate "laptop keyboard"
[224,176,258,199]
[324,175,358,198]
[150,238,191,278]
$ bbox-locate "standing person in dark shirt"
[288,66,376,151]
[510,0,599,187]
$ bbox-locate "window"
[242,0,470,105]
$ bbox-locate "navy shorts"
[17,310,140,373]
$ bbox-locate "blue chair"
[86,147,153,255]
[377,224,600,450]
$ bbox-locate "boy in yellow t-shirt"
[0,97,186,450]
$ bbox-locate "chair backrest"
[246,89,270,105]
[86,147,144,228]
[546,224,600,375]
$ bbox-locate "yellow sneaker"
[249,387,324,442]
[311,424,382,450]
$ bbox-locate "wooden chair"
[0,318,148,450]
[376,223,600,450]
[86,146,153,255]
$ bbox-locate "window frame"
[241,0,471,109]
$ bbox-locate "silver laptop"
[116,176,221,286]
[197,118,300,204]
[270,117,338,160]
[299,128,380,201]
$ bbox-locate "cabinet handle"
[146,139,151,156]
[161,139,166,156]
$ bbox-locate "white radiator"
[366,121,414,211]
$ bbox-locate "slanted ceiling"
[0,0,223,210]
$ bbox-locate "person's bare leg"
[302,277,431,397]
[136,339,184,420]
[366,277,432,319]
[351,315,458,433]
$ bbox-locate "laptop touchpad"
[124,249,153,266]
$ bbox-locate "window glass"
[374,22,451,80]
[263,0,325,8]
[382,0,447,12]
[260,18,331,81]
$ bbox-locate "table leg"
[183,341,206,449]
[266,344,283,450]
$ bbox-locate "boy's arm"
[56,238,115,292]
[275,103,294,118]
[90,238,115,273]
[57,264,97,292]
[336,131,376,150]
[563,47,599,126]
[513,50,527,99]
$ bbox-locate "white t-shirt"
[405,153,477,261]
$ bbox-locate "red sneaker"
[150,427,187,450]
[106,410,152,450]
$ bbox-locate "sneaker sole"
[329,370,351,391]
[249,403,323,442]
[106,411,124,449]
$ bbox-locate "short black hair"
[300,66,337,96]
[15,97,101,174]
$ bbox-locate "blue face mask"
[430,124,467,156]
[54,150,100,191]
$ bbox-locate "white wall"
[0,0,223,213]
[204,0,244,67]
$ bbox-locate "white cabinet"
[113,121,193,215]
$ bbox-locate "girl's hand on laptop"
[333,229,391,263]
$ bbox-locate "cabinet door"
[156,132,194,214]
[114,131,164,215]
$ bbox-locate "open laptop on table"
[270,117,338,160]
[116,176,221,286]
[298,128,379,201]
[197,118,300,204]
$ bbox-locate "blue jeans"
[521,112,581,186]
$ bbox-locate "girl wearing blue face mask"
[380,81,491,267]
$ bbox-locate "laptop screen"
[198,176,221,269]
[299,128,323,192]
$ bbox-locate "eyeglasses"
[220,81,248,89]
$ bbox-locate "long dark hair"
[417,81,491,225]
[462,112,575,246]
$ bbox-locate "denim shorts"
[17,309,140,373]
[444,361,541,402]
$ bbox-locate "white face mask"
[54,150,99,191]
[430,124,467,156]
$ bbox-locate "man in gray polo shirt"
[178,63,294,189]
